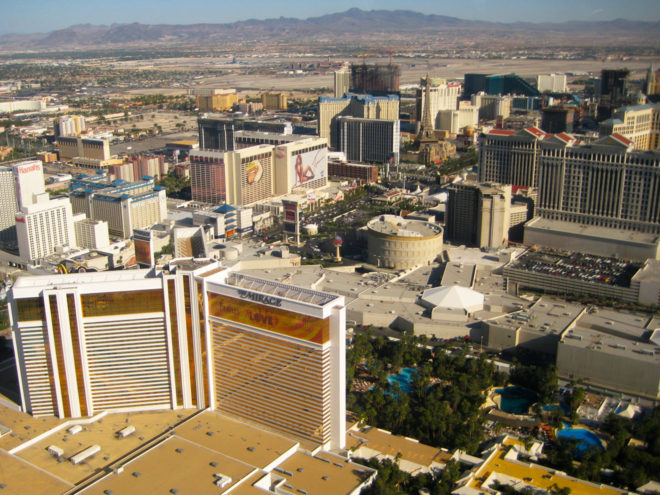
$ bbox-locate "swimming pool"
[557,428,603,454]
[494,386,538,415]
[542,404,570,415]
[387,367,417,394]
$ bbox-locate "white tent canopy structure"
[420,286,484,321]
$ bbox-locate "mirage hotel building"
[8,260,346,449]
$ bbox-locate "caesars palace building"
[7,260,346,450]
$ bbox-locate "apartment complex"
[600,103,660,151]
[8,261,347,449]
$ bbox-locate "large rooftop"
[508,249,641,288]
[462,436,625,495]
[367,214,442,238]
[225,272,340,307]
[0,406,373,495]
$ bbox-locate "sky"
[0,0,658,35]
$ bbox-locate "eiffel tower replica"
[418,74,437,143]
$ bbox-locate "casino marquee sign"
[207,291,329,344]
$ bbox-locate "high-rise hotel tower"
[8,260,346,449]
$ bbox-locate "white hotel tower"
[8,260,346,450]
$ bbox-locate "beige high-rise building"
[53,115,86,137]
[479,127,548,188]
[417,76,461,129]
[224,145,274,206]
[16,196,77,263]
[600,103,660,151]
[537,73,567,93]
[191,137,328,206]
[334,65,350,97]
[74,217,110,249]
[472,93,512,121]
[536,133,660,234]
[69,176,166,238]
[57,136,111,162]
[318,94,399,148]
[446,182,512,249]
[437,105,479,134]
[261,92,287,111]
[196,90,239,112]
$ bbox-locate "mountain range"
[0,8,658,52]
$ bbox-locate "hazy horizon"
[0,1,659,36]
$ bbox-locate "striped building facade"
[8,261,346,449]
[479,128,660,234]
[536,134,660,234]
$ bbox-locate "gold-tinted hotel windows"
[16,297,45,322]
[81,290,164,317]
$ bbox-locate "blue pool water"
[543,404,571,415]
[387,367,417,394]
[557,428,603,454]
[495,386,538,415]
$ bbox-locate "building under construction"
[350,63,400,96]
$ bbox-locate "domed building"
[366,214,443,269]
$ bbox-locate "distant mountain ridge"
[0,8,658,51]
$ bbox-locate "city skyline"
[0,1,659,35]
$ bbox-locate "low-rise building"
[557,308,660,400]
[455,435,626,494]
